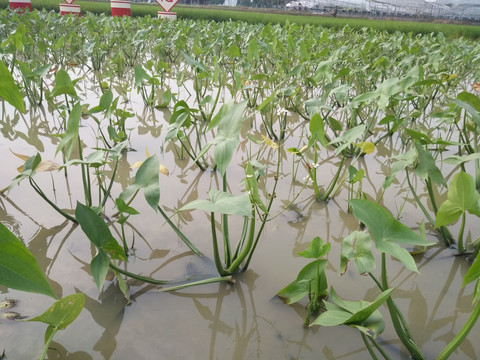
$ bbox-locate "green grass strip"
[1,0,480,39]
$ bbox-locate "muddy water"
[1,86,480,360]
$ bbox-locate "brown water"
[1,86,479,359]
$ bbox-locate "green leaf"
[183,52,209,74]
[165,101,194,142]
[328,125,365,155]
[134,65,151,87]
[180,189,252,217]
[349,199,433,273]
[277,260,328,304]
[213,101,247,176]
[50,69,77,98]
[0,60,25,113]
[29,293,84,330]
[382,147,417,189]
[312,288,392,338]
[113,270,130,303]
[245,162,267,213]
[348,166,364,184]
[89,90,113,114]
[225,44,240,58]
[120,155,160,211]
[0,223,55,299]
[298,236,331,259]
[115,198,139,215]
[340,231,375,275]
[435,172,480,227]
[442,153,480,166]
[309,113,328,148]
[62,150,105,168]
[75,202,126,261]
[314,309,351,326]
[91,250,109,291]
[350,309,386,339]
[462,254,480,292]
[277,279,310,304]
[55,103,82,159]
[247,38,259,62]
[413,142,446,187]
[452,95,480,127]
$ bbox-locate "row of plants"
[1,8,480,358]
[2,0,480,39]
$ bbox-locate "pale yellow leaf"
[130,160,169,176]
[130,161,144,169]
[261,135,279,150]
[159,164,169,176]
[10,149,30,161]
[354,142,375,155]
[36,161,60,172]
[11,150,60,172]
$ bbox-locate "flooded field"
[1,10,480,360]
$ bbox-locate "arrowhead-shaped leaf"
[312,288,392,338]
[50,69,77,98]
[180,189,252,217]
[91,250,109,291]
[436,171,480,227]
[29,293,84,330]
[75,202,126,261]
[120,155,160,211]
[349,199,433,272]
[0,60,25,113]
[0,223,55,299]
[340,231,375,275]
[298,236,331,259]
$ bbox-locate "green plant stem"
[29,178,78,223]
[311,152,321,201]
[227,208,256,273]
[109,262,184,285]
[210,212,229,276]
[40,326,58,360]
[368,335,392,360]
[369,273,411,336]
[101,159,118,209]
[405,170,451,246]
[457,212,466,253]
[158,275,234,292]
[178,137,206,171]
[361,332,380,360]
[120,221,128,255]
[437,299,480,360]
[381,254,425,360]
[425,177,439,214]
[323,154,346,201]
[243,148,282,270]
[78,137,91,207]
[233,216,249,260]
[157,205,203,256]
[222,173,231,266]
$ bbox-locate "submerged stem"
[109,262,184,285]
[158,275,234,292]
[157,205,202,256]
